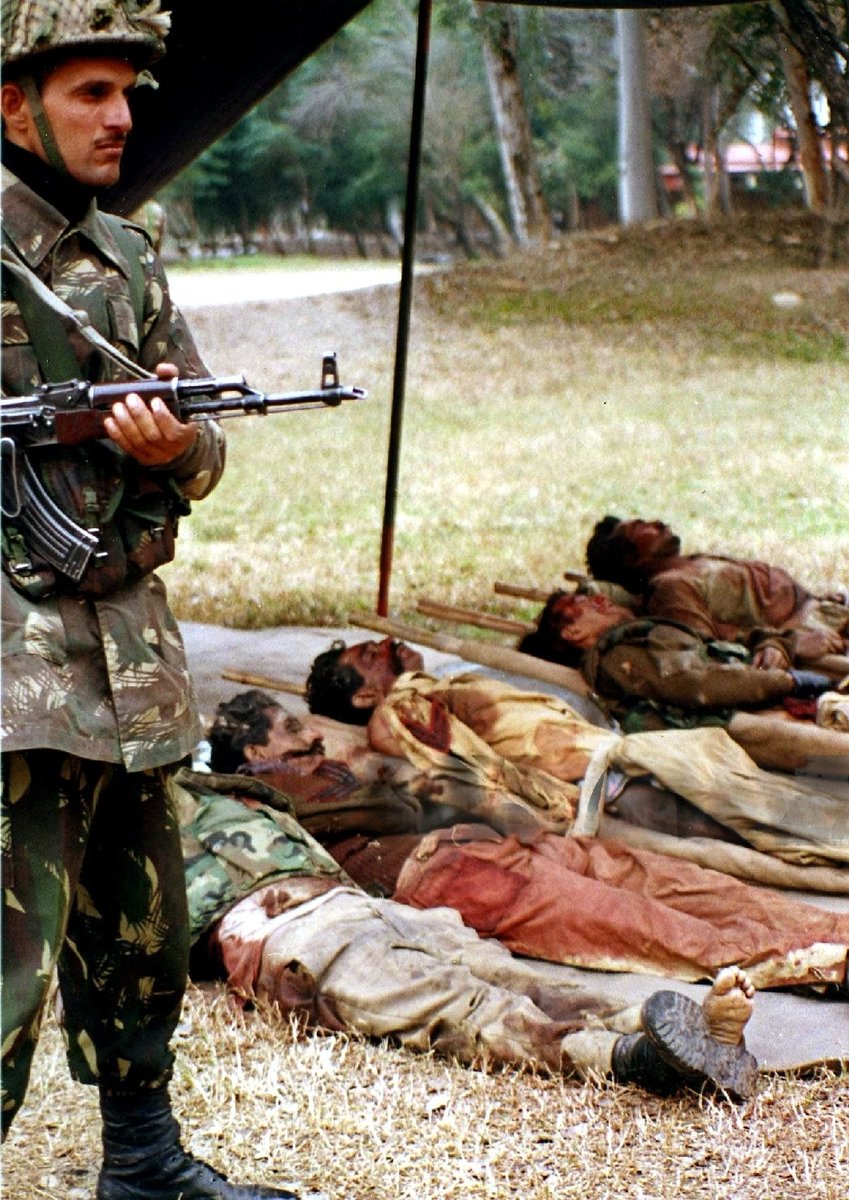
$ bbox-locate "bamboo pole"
[492,576,585,600]
[350,614,592,698]
[493,582,551,602]
[221,669,306,697]
[416,598,533,635]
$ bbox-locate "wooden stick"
[221,669,306,697]
[493,581,551,602]
[350,614,592,698]
[416,598,533,635]
[493,577,584,599]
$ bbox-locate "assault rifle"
[0,353,366,582]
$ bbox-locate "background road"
[169,263,405,308]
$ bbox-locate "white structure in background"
[616,9,659,224]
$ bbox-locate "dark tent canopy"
[105,0,372,213]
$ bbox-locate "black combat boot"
[612,990,758,1103]
[97,1088,300,1200]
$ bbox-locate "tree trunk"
[616,10,660,224]
[470,192,512,258]
[385,199,404,254]
[702,86,733,219]
[774,14,828,212]
[667,141,701,216]
[473,2,551,246]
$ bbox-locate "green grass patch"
[163,219,849,628]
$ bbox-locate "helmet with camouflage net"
[1,1,171,74]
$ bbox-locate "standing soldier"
[1,3,297,1196]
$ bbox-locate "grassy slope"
[161,213,848,631]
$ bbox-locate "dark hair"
[585,514,647,595]
[207,690,277,773]
[305,640,371,726]
[517,591,585,669]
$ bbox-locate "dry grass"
[4,988,847,1200]
[159,212,848,629]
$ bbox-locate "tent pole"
[377,0,433,616]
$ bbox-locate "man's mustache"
[283,737,325,761]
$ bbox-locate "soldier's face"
[28,56,136,187]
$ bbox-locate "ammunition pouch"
[2,442,191,600]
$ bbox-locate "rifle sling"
[0,239,152,381]
[4,265,80,382]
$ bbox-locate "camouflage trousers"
[1,751,190,1135]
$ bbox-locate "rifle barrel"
[180,386,366,418]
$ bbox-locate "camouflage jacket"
[172,770,346,944]
[582,617,794,730]
[1,165,226,769]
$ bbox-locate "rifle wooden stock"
[416,598,533,635]
[350,614,592,698]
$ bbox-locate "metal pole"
[376,0,433,616]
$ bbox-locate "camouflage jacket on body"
[1,165,226,769]
[581,617,795,732]
[172,770,347,944]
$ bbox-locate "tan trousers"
[214,884,640,1078]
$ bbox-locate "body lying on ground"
[300,638,849,879]
[176,766,763,1101]
[584,516,849,670]
[206,691,849,993]
[516,590,849,774]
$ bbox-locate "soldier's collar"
[1,159,131,281]
[2,138,92,223]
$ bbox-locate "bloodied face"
[339,638,425,700]
[546,592,634,651]
[243,708,326,771]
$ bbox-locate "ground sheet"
[180,621,849,1073]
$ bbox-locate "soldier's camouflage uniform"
[174,770,346,946]
[1,162,225,1131]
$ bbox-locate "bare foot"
[703,967,755,1046]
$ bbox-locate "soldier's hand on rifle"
[103,362,199,466]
